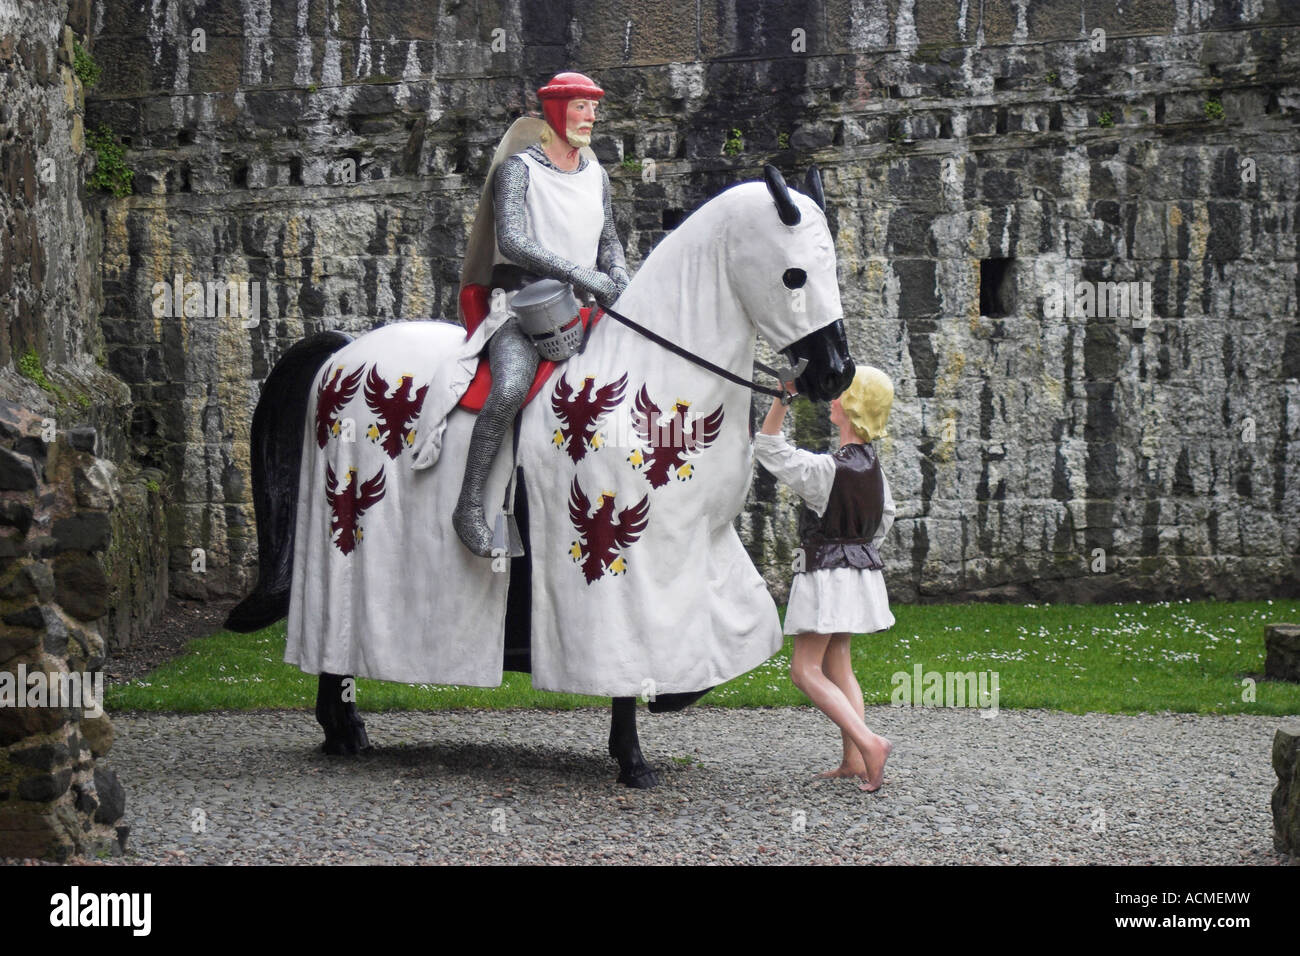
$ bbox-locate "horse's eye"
[782,268,807,289]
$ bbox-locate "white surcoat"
[493,150,604,274]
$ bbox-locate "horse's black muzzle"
[783,319,855,402]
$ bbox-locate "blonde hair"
[840,366,894,442]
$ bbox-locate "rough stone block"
[0,448,37,491]
[67,425,96,453]
[0,500,33,535]
[1272,726,1300,857]
[73,458,120,510]
[1,604,44,628]
[50,513,111,552]
[894,258,940,318]
[0,627,40,665]
[53,551,110,621]
[16,768,72,802]
[1265,624,1300,683]
[80,712,113,758]
[8,740,70,770]
[0,804,73,860]
[92,765,125,824]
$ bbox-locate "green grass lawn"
[105,598,1300,715]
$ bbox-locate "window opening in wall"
[980,258,1015,318]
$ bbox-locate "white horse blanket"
[285,320,516,686]
[285,182,839,697]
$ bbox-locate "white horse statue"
[226,165,855,787]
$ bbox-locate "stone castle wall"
[82,0,1300,603]
[1,0,135,860]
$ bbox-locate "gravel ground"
[16,706,1294,865]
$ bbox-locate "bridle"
[581,303,807,404]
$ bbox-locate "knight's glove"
[609,266,631,299]
[568,266,621,310]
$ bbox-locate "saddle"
[456,284,604,412]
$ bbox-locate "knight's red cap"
[538,72,604,144]
[537,72,605,102]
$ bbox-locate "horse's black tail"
[225,331,353,633]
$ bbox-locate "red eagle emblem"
[627,385,725,488]
[325,463,386,555]
[567,478,650,584]
[551,372,628,463]
[363,366,429,459]
[315,365,365,448]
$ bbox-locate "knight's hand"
[570,267,621,309]
[609,266,631,298]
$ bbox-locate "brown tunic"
[797,443,885,572]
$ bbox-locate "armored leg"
[454,316,539,556]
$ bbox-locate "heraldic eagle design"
[626,384,725,488]
[551,371,628,464]
[567,477,650,584]
[325,463,387,555]
[364,366,429,460]
[315,364,365,448]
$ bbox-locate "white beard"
[565,130,592,148]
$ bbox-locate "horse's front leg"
[609,697,659,788]
[316,673,371,755]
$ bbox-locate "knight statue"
[452,71,631,556]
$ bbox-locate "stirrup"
[492,510,525,558]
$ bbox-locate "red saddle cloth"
[456,284,603,412]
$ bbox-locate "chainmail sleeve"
[493,155,617,304]
[596,168,630,295]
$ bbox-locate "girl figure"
[752,367,897,792]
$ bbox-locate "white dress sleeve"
[751,431,837,517]
[871,467,895,549]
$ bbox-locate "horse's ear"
[804,165,825,211]
[763,165,802,226]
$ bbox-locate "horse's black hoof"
[321,740,351,756]
[617,765,661,789]
[348,721,371,752]
[321,722,371,756]
[320,739,373,756]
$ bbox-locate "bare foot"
[857,735,892,792]
[814,763,867,779]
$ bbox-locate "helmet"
[511,279,584,361]
[537,72,605,144]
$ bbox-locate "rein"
[582,303,801,404]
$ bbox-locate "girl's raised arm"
[752,393,836,517]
